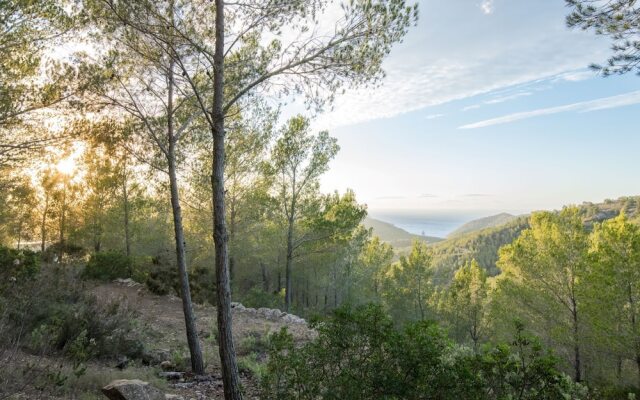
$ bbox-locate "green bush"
[43,242,86,263]
[83,251,152,283]
[145,256,215,305]
[83,251,133,281]
[261,304,588,400]
[3,267,146,362]
[0,245,39,282]
[241,287,283,309]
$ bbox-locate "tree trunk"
[59,179,66,262]
[212,1,242,398]
[168,149,205,375]
[285,215,294,312]
[165,49,205,374]
[16,218,23,250]
[572,303,582,382]
[122,164,131,259]
[40,193,49,253]
[261,262,269,292]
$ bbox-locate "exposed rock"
[115,355,129,370]
[102,379,165,400]
[160,360,174,370]
[231,302,306,324]
[114,278,141,287]
[141,348,171,366]
[159,371,185,380]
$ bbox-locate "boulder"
[102,379,165,400]
[160,360,174,370]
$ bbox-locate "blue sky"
[315,0,640,214]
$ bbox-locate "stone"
[102,379,165,400]
[160,360,174,370]
[158,371,184,380]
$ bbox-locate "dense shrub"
[241,287,283,309]
[43,242,86,263]
[145,257,215,305]
[83,251,154,284]
[2,267,146,362]
[0,245,39,282]
[83,250,133,281]
[261,304,588,400]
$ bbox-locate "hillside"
[363,217,443,248]
[448,212,517,238]
[431,196,640,284]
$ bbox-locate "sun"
[56,157,76,175]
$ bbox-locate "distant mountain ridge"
[362,217,443,249]
[431,196,640,284]
[447,213,517,238]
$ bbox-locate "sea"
[368,209,497,239]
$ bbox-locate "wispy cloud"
[460,193,493,198]
[425,113,445,120]
[459,90,640,129]
[480,0,494,14]
[462,104,482,112]
[485,91,533,104]
[418,193,439,198]
[556,70,596,82]
[312,2,610,129]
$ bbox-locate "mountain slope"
[448,213,516,238]
[431,196,640,284]
[363,217,443,248]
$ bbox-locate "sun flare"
[55,157,76,175]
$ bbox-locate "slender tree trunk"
[277,270,281,292]
[572,301,582,382]
[93,212,101,252]
[41,193,49,253]
[212,2,242,398]
[122,164,131,258]
[161,8,205,374]
[59,179,66,262]
[16,218,23,250]
[229,199,236,290]
[261,262,268,292]
[285,215,295,312]
[167,145,205,373]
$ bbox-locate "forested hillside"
[448,212,517,238]
[362,216,443,247]
[429,196,640,283]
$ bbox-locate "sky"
[312,0,640,215]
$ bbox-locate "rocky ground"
[4,280,313,399]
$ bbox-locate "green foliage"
[144,256,215,305]
[431,216,530,282]
[439,259,489,349]
[494,207,590,381]
[83,250,134,281]
[0,245,39,282]
[566,0,640,76]
[3,267,145,362]
[383,240,435,322]
[474,322,588,399]
[449,213,518,238]
[241,287,283,309]
[261,305,587,400]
